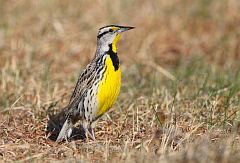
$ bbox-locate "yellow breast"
[97,55,121,117]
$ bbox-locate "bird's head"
[96,25,134,53]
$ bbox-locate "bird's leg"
[82,121,96,141]
[87,120,98,140]
[87,127,96,140]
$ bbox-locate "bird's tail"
[56,115,73,141]
[46,106,86,141]
[46,106,69,141]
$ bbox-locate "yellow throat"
[112,33,121,53]
[97,33,122,117]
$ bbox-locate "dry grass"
[0,0,240,162]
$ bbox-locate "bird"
[46,25,134,142]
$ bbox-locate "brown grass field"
[0,0,240,162]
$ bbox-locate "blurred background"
[0,0,240,161]
[1,0,239,103]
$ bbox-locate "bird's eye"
[109,29,113,32]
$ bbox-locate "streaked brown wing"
[69,59,97,104]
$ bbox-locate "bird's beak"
[117,26,135,33]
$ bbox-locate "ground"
[0,0,240,162]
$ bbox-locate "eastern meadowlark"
[46,25,134,141]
